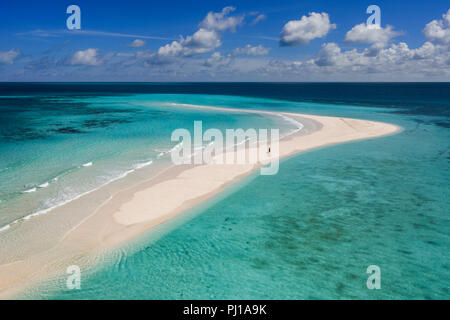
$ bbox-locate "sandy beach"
[0,106,400,299]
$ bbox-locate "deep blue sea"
[0,83,448,299]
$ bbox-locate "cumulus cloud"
[244,40,446,81]
[424,9,450,44]
[280,12,336,46]
[204,52,232,68]
[345,23,401,45]
[157,41,183,57]
[233,44,270,56]
[411,41,438,59]
[71,48,102,66]
[158,29,221,57]
[127,39,146,48]
[157,7,242,58]
[134,50,174,66]
[314,43,345,67]
[11,7,449,81]
[310,41,449,75]
[0,49,20,64]
[279,11,449,79]
[199,6,244,32]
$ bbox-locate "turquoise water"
[0,84,449,299]
[0,94,292,230]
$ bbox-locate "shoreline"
[0,106,400,299]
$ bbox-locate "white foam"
[278,114,304,138]
[0,160,159,233]
[134,160,153,169]
[169,102,304,139]
[170,141,183,152]
[155,148,170,158]
[82,162,93,167]
[23,188,36,193]
[39,182,49,188]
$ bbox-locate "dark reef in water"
[49,126,86,134]
[83,118,133,128]
[0,96,143,141]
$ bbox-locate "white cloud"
[157,7,243,58]
[314,43,346,66]
[127,39,146,48]
[199,6,244,32]
[345,23,401,45]
[424,9,450,44]
[411,41,438,59]
[182,29,222,54]
[0,49,20,64]
[251,14,266,25]
[233,44,270,56]
[71,48,102,66]
[246,40,447,81]
[134,50,174,66]
[364,42,386,57]
[310,41,449,76]
[158,29,221,57]
[280,12,336,46]
[20,7,449,81]
[157,41,183,57]
[128,33,448,81]
[204,52,232,68]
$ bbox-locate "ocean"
[0,83,448,299]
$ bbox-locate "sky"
[0,0,449,81]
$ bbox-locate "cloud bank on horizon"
[0,2,449,81]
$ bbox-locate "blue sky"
[0,0,449,81]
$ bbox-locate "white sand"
[113,110,399,226]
